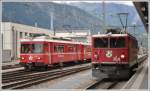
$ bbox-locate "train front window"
[110,37,125,48]
[21,44,43,53]
[94,38,108,48]
[94,37,125,48]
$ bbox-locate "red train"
[92,33,139,79]
[19,36,91,70]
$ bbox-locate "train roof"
[20,38,91,46]
[92,33,137,41]
[92,34,128,37]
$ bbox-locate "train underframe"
[92,63,138,80]
[20,62,48,70]
[20,59,91,71]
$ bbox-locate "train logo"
[113,56,121,62]
[106,50,112,58]
[29,56,33,61]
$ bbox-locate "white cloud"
[52,1,134,6]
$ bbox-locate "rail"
[2,63,91,89]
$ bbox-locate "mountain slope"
[2,2,103,34]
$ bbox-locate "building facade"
[55,28,91,43]
[2,22,53,62]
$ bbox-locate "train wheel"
[44,65,48,70]
[119,69,131,80]
[59,62,63,67]
[24,66,31,71]
[28,64,33,70]
[24,66,28,71]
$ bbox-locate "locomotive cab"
[20,42,49,70]
[92,33,138,79]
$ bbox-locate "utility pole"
[50,12,54,36]
[102,0,106,33]
[133,24,136,36]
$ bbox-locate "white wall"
[2,22,54,61]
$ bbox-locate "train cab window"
[110,37,125,48]
[94,37,125,48]
[131,40,138,48]
[68,45,76,52]
[54,45,64,53]
[94,38,108,48]
[21,44,43,53]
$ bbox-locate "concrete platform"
[2,60,24,73]
[2,67,24,73]
[2,60,20,66]
[122,59,148,89]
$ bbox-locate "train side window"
[54,45,64,53]
[132,40,138,48]
[68,45,76,52]
[44,44,49,53]
[54,45,57,52]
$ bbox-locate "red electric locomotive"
[20,36,91,70]
[92,32,138,79]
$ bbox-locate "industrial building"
[55,28,91,43]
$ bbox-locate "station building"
[2,22,53,62]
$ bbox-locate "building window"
[25,32,28,37]
[20,32,23,38]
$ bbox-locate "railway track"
[85,79,118,89]
[2,64,91,89]
[2,64,21,70]
[2,62,90,77]
[2,70,34,78]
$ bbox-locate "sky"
[52,1,134,6]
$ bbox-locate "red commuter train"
[92,33,139,79]
[20,36,91,70]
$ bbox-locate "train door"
[78,44,84,60]
[48,42,52,64]
[77,44,81,60]
[57,44,65,64]
[81,45,84,60]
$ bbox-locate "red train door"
[77,44,81,60]
[77,44,84,60]
[48,43,52,64]
[81,45,84,60]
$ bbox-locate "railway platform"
[2,60,23,73]
[2,60,19,66]
[122,59,148,89]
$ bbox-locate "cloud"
[52,1,134,6]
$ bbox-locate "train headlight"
[120,54,125,59]
[37,57,41,60]
[21,57,24,60]
[94,54,98,59]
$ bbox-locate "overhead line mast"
[102,0,106,34]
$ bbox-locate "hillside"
[2,2,103,34]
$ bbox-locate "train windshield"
[21,44,43,53]
[94,37,125,48]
